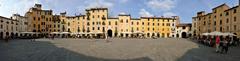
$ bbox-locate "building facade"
[0,4,182,39]
[192,3,240,37]
[56,8,178,38]
[25,4,54,37]
[11,14,28,37]
[0,16,18,39]
[175,23,192,38]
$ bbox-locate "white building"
[11,14,28,37]
[175,23,192,38]
[0,16,18,39]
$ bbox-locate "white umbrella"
[209,31,224,36]
[223,32,236,36]
[60,32,70,34]
[201,33,210,36]
[50,32,59,34]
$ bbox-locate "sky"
[0,0,238,23]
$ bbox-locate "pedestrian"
[221,39,229,54]
[215,36,220,53]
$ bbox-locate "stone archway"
[182,32,187,38]
[107,29,113,37]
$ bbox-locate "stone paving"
[0,38,240,61]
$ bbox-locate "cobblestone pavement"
[0,38,240,61]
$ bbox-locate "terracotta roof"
[86,8,108,11]
[212,3,229,10]
[176,23,192,27]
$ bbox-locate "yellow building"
[25,4,54,37]
[61,8,178,38]
[25,4,179,38]
[192,3,240,37]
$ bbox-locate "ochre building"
[192,3,240,37]
[25,4,180,38]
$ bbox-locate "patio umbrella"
[201,33,210,36]
[209,31,224,36]
[223,32,236,36]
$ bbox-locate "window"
[87,22,90,25]
[234,17,237,22]
[226,12,229,16]
[93,22,95,25]
[115,21,118,25]
[234,25,237,30]
[38,17,40,21]
[109,22,111,25]
[226,18,229,23]
[220,20,222,25]
[214,21,216,25]
[220,27,222,32]
[33,24,36,28]
[142,22,144,25]
[126,19,128,23]
[92,27,94,30]
[234,9,237,13]
[183,26,186,29]
[131,22,133,25]
[33,17,36,20]
[120,19,123,23]
[162,23,165,26]
[102,22,105,25]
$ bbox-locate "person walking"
[215,36,220,53]
[221,39,229,54]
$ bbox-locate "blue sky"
[0,0,238,23]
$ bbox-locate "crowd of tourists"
[196,36,240,54]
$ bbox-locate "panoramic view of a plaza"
[1,0,240,61]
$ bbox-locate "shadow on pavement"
[176,39,240,61]
[0,40,153,61]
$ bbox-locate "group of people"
[196,36,240,54]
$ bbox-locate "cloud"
[119,12,127,15]
[147,0,176,11]
[84,0,114,8]
[120,0,128,3]
[0,0,40,17]
[139,9,153,17]
[163,12,177,17]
